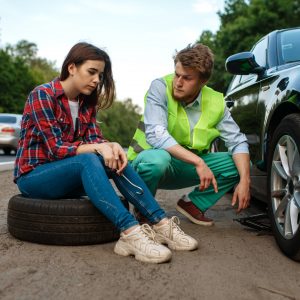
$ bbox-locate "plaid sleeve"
[83,107,108,144]
[29,89,81,159]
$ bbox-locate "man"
[127,43,250,226]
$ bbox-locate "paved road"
[0,153,15,162]
[0,152,15,172]
[0,169,299,300]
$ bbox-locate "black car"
[225,27,300,260]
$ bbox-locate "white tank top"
[68,100,79,129]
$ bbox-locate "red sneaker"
[176,198,214,226]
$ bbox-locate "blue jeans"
[16,153,166,232]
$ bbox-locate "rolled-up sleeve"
[216,107,249,154]
[83,108,106,144]
[144,79,178,149]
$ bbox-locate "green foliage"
[7,40,59,85]
[197,0,300,93]
[6,40,38,61]
[0,49,35,113]
[0,40,59,113]
[97,99,141,147]
[29,57,59,85]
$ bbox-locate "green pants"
[131,149,239,211]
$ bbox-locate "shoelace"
[168,216,185,238]
[140,223,159,244]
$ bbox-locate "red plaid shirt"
[14,78,106,181]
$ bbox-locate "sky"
[0,0,225,109]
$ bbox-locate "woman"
[14,42,198,263]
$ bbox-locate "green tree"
[0,40,59,113]
[197,0,300,93]
[7,40,59,85]
[30,57,59,85]
[97,98,141,147]
[0,49,35,113]
[7,40,38,62]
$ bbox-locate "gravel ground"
[0,169,299,300]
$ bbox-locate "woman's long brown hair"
[60,42,115,110]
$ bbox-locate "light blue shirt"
[144,78,249,155]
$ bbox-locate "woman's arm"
[28,89,81,159]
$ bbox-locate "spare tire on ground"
[7,194,129,246]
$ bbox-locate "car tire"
[267,113,300,261]
[7,194,129,246]
[3,148,11,155]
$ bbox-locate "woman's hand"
[77,142,127,174]
[96,143,118,170]
[107,142,128,175]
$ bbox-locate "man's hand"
[166,144,218,193]
[195,160,218,193]
[231,153,251,213]
[231,181,251,213]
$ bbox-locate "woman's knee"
[76,153,102,166]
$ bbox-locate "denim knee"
[76,153,100,165]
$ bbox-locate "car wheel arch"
[264,101,300,163]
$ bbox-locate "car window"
[227,75,241,92]
[279,28,300,64]
[0,116,17,123]
[251,37,268,67]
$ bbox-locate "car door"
[225,37,269,199]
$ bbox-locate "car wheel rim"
[271,135,300,239]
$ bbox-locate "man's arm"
[216,107,249,154]
[217,107,251,212]
[144,78,178,149]
[166,144,218,192]
[231,153,251,212]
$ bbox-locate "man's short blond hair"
[173,43,214,81]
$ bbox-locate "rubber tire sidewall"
[7,194,129,246]
[267,113,300,261]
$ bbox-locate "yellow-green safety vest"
[127,74,225,161]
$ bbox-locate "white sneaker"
[114,224,172,263]
[153,216,198,251]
